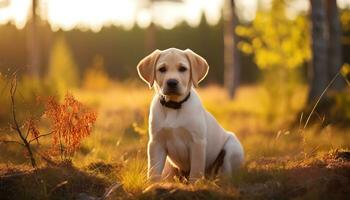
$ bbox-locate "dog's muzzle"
[164,79,180,95]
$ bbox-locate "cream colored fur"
[137,48,244,182]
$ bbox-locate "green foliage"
[236,0,311,70]
[47,35,79,95]
[236,0,310,121]
[341,8,350,32]
[261,68,304,122]
[341,63,350,84]
[331,91,350,124]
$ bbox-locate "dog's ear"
[184,49,209,87]
[137,49,161,88]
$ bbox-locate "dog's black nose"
[167,79,178,88]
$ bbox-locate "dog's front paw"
[188,176,205,184]
[148,175,162,182]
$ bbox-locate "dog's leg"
[148,141,166,182]
[161,158,177,180]
[222,134,244,176]
[189,141,206,181]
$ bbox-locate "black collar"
[159,92,191,109]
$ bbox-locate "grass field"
[0,83,349,199]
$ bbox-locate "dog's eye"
[179,66,187,72]
[158,67,167,73]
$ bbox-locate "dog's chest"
[157,109,194,144]
[152,108,199,171]
[161,109,181,128]
[157,109,193,171]
[160,126,192,171]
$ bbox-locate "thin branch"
[29,131,53,143]
[9,74,37,168]
[0,140,25,146]
[49,181,68,196]
[298,112,303,130]
[0,68,19,97]
[10,75,23,136]
[25,126,30,140]
[304,72,340,129]
[343,74,350,87]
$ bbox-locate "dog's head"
[137,48,209,97]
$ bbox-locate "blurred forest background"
[0,0,350,199]
[0,0,349,93]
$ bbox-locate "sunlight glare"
[137,9,151,28]
[184,0,202,27]
[1,0,350,31]
[152,2,185,29]
[202,0,223,25]
[0,0,30,29]
[46,0,136,32]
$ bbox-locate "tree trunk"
[223,0,240,99]
[308,0,328,102]
[26,0,41,77]
[145,22,156,53]
[326,0,344,89]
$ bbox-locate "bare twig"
[10,74,37,168]
[343,74,350,86]
[25,126,30,140]
[0,140,25,146]
[304,72,340,129]
[29,131,53,143]
[298,112,303,130]
[0,68,19,97]
[102,182,122,200]
[304,64,350,130]
[48,180,68,196]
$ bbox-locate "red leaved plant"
[44,93,97,159]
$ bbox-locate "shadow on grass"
[138,186,236,200]
[0,161,109,200]
[233,150,350,200]
[0,150,349,200]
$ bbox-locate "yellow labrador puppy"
[137,48,244,182]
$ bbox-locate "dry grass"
[0,82,349,199]
[118,156,149,193]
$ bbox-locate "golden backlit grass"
[118,156,149,193]
[2,81,348,167]
[70,83,349,163]
[0,82,349,199]
[72,82,350,196]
